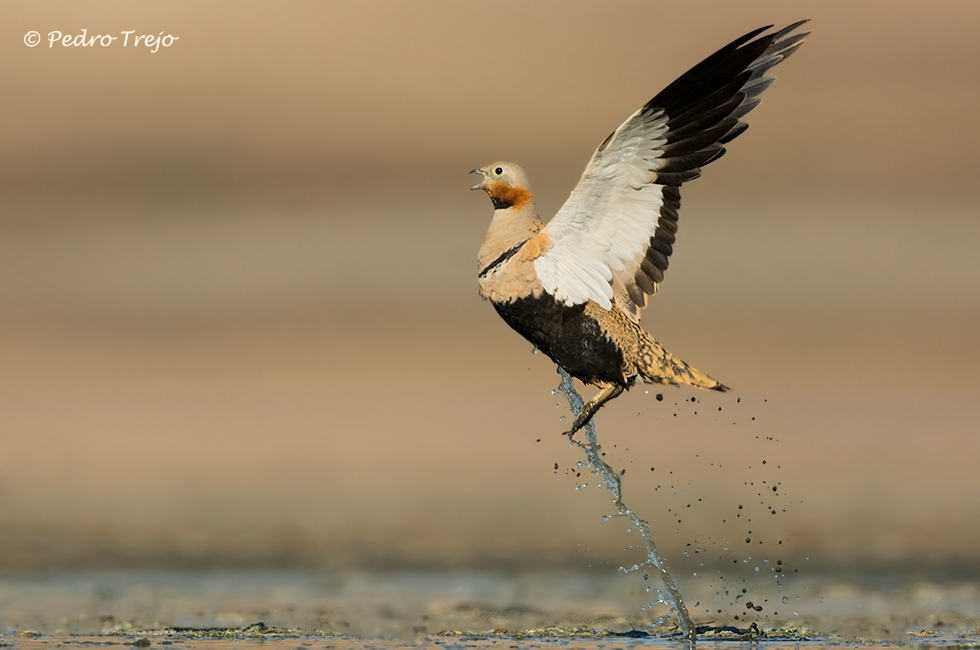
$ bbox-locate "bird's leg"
[566,383,624,438]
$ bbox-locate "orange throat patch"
[486,181,532,210]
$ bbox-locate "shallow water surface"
[5,635,980,650]
[2,572,979,647]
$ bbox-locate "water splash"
[555,368,696,643]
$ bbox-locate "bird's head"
[470,162,533,210]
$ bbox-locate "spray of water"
[555,367,696,644]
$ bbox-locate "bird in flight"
[472,22,808,436]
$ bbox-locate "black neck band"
[478,240,528,278]
[491,196,514,210]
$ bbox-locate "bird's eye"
[494,167,504,176]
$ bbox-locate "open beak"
[469,168,485,191]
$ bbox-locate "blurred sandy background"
[1,0,978,581]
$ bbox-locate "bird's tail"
[636,330,728,392]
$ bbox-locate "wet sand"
[8,637,980,650]
[2,571,979,646]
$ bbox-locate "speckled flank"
[585,301,727,392]
[634,325,727,391]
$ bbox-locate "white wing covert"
[534,21,809,322]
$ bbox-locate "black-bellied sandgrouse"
[472,22,808,436]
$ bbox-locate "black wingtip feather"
[646,26,775,117]
[702,146,728,166]
[654,170,701,186]
[655,146,726,174]
[717,121,748,145]
[774,19,810,39]
[646,21,808,184]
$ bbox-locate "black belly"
[492,294,626,386]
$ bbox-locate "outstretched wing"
[534,21,809,322]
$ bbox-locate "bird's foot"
[563,412,591,440]
[563,383,623,439]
